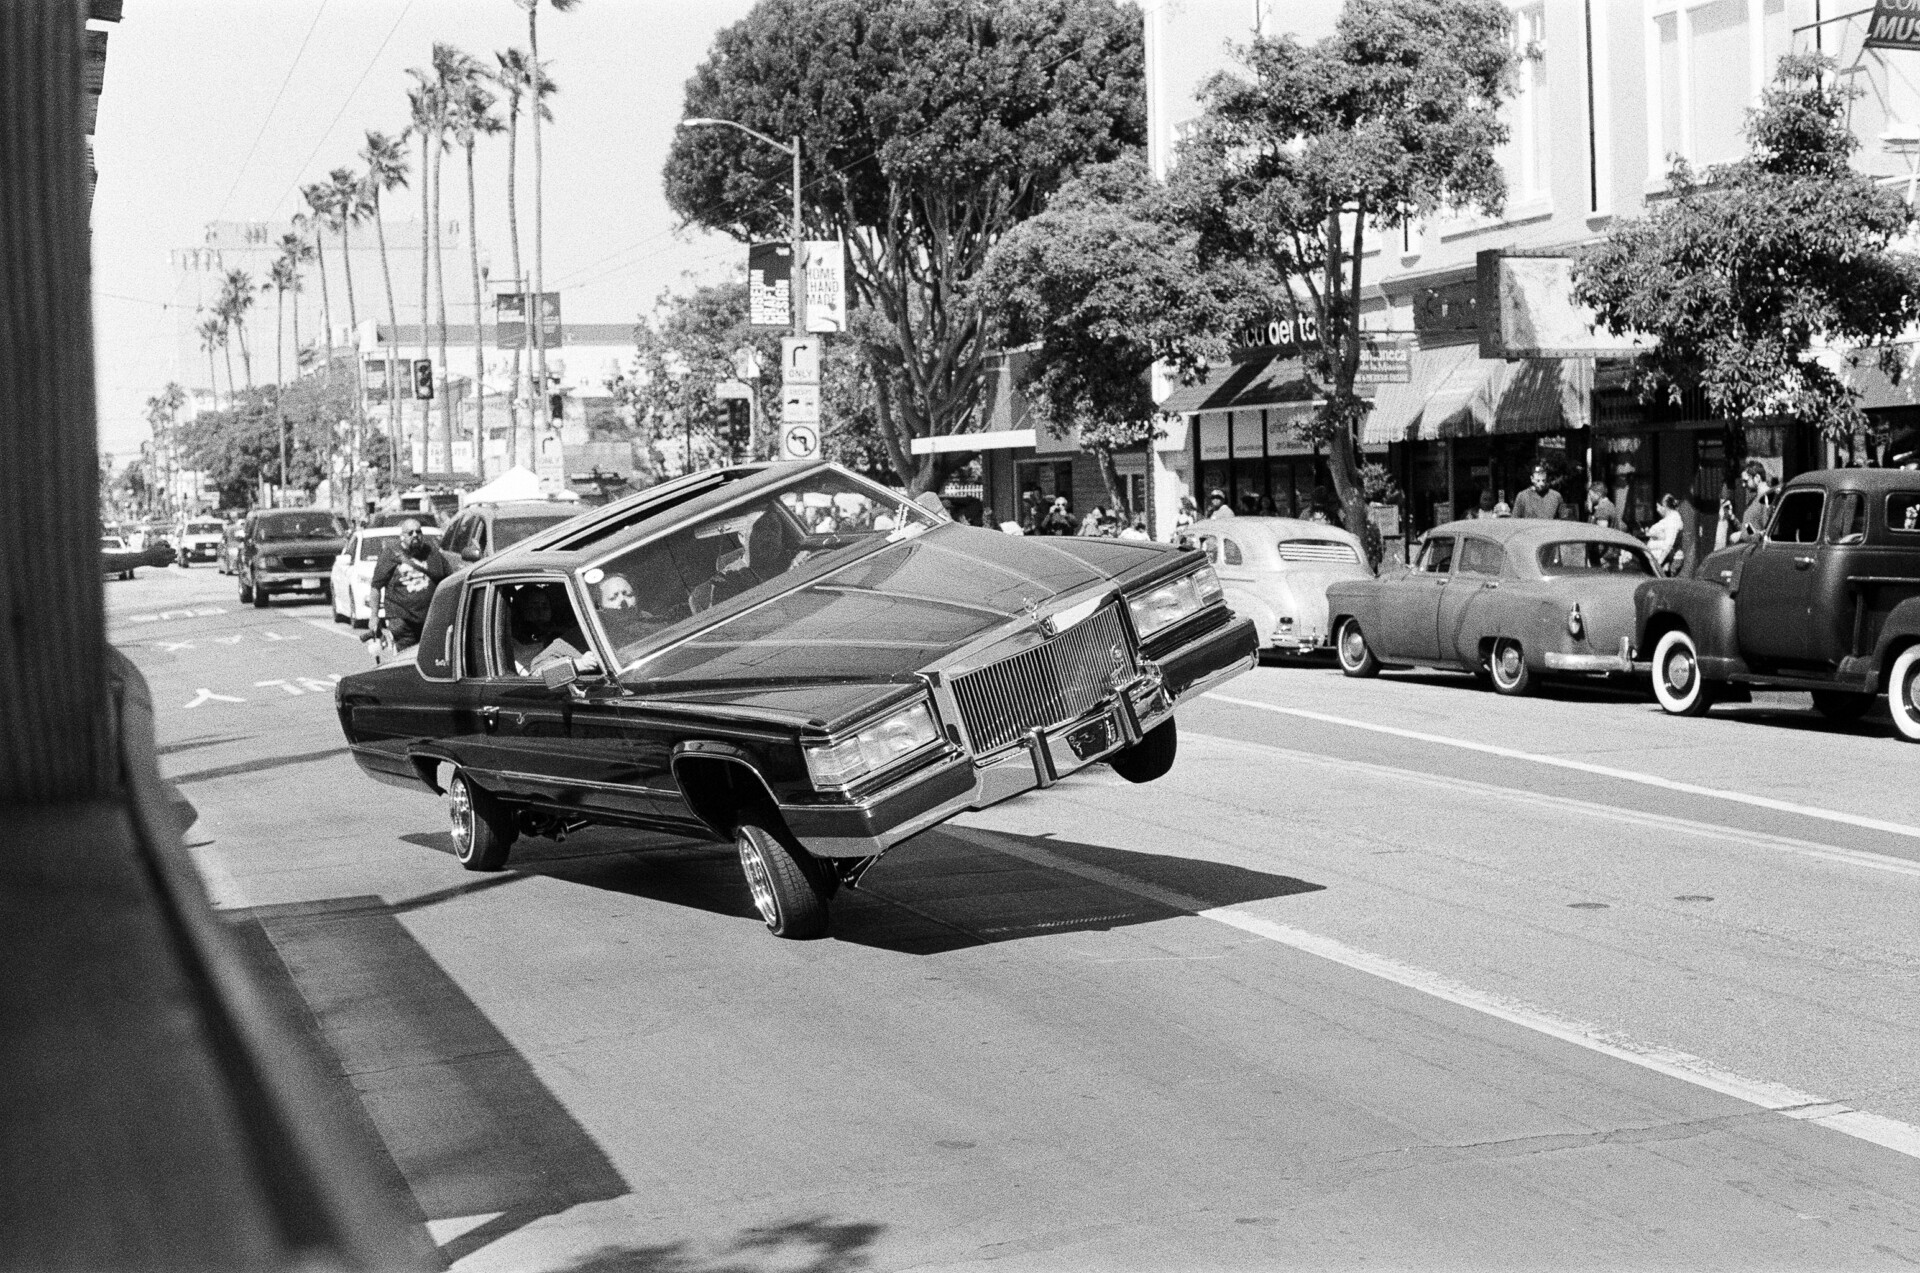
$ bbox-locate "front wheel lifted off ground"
[1108,718,1177,783]
[448,771,517,871]
[1336,618,1380,678]
[737,821,830,939]
[1651,628,1714,717]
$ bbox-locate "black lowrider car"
[335,461,1258,938]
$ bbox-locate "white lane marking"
[1205,692,1920,843]
[261,630,301,641]
[941,824,1920,1163]
[213,634,246,645]
[304,617,367,641]
[157,640,196,652]
[1181,731,1920,881]
[183,688,245,709]
[254,679,304,695]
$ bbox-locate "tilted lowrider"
[1328,518,1657,694]
[334,461,1258,938]
[1636,469,1920,740]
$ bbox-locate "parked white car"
[1182,517,1373,655]
[330,525,439,628]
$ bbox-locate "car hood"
[256,537,344,558]
[626,524,1170,698]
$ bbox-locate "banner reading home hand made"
[1867,0,1920,51]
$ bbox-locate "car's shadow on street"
[402,826,1324,956]
[547,1215,885,1273]
[1379,668,1650,705]
[1700,699,1896,739]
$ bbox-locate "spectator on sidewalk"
[1587,481,1619,530]
[1512,466,1564,519]
[1724,460,1772,544]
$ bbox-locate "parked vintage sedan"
[1182,517,1372,655]
[1328,518,1657,694]
[334,461,1258,939]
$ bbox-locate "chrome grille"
[950,603,1137,754]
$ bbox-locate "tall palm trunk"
[275,283,288,498]
[337,217,362,513]
[418,141,434,474]
[528,8,549,429]
[235,320,253,391]
[373,189,404,478]
[505,93,525,469]
[465,136,487,483]
[290,279,302,380]
[313,231,335,378]
[221,337,236,406]
[432,130,453,474]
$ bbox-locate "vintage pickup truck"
[1635,469,1920,741]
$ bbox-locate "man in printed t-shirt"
[371,519,452,653]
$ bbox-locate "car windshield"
[494,513,574,549]
[101,536,125,549]
[257,513,345,541]
[187,520,223,534]
[1537,540,1656,575]
[586,469,937,670]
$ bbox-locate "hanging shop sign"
[802,241,847,333]
[749,243,793,328]
[1355,336,1414,386]
[1866,0,1920,51]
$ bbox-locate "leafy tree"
[661,0,1146,492]
[179,372,369,509]
[1574,54,1920,468]
[978,157,1237,518]
[1170,0,1514,536]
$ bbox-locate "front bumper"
[256,570,331,593]
[780,614,1260,858]
[1544,636,1635,674]
[184,542,220,560]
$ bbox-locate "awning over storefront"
[1363,346,1591,444]
[1155,353,1313,416]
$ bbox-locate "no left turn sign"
[781,422,819,460]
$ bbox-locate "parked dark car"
[217,520,244,574]
[334,461,1258,938]
[238,508,348,608]
[1328,518,1656,694]
[1636,469,1920,740]
[438,499,581,564]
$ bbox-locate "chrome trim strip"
[1544,652,1632,672]
[486,768,680,799]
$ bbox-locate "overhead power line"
[267,0,418,221]
[210,0,331,225]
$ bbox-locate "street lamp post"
[680,118,804,337]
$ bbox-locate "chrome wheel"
[734,822,829,938]
[1488,638,1532,696]
[1336,618,1379,678]
[448,775,475,857]
[738,832,779,927]
[1890,645,1920,743]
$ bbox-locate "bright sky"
[90,0,758,465]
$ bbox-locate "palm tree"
[301,182,338,374]
[428,44,479,475]
[268,255,299,499]
[406,84,442,471]
[518,0,579,427]
[451,75,504,481]
[276,229,313,385]
[217,268,256,394]
[494,47,553,470]
[327,166,372,511]
[360,130,410,476]
[196,312,225,409]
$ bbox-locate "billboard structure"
[1476,250,1650,360]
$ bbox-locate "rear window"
[1890,491,1920,535]
[1276,539,1359,564]
[493,513,575,549]
[1537,540,1656,575]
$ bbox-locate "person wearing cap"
[1206,489,1235,519]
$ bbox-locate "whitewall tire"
[1651,629,1713,717]
[1889,645,1920,744]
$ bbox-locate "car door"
[1807,489,1869,664]
[1380,535,1453,661]
[1737,488,1825,664]
[1438,536,1503,664]
[332,532,358,605]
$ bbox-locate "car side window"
[1826,492,1866,546]
[496,581,589,679]
[1888,491,1920,535]
[1768,491,1824,544]
[1418,536,1455,574]
[474,519,490,557]
[1221,537,1244,566]
[1194,534,1219,564]
[442,516,469,554]
[460,587,490,678]
[1455,538,1502,576]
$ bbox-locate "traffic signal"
[549,393,565,421]
[413,359,434,400]
[725,398,750,460]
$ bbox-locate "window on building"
[1504,4,1550,201]
[1655,12,1683,167]
[1689,0,1751,165]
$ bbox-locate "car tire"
[251,582,270,609]
[1336,618,1380,678]
[350,588,369,629]
[1108,719,1177,784]
[1651,629,1714,717]
[736,820,829,939]
[1489,638,1533,696]
[332,589,348,623]
[238,576,253,604]
[1888,645,1920,744]
[1810,689,1873,723]
[448,772,516,871]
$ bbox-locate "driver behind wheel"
[508,584,596,677]
[690,509,798,612]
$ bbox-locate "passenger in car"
[507,585,592,676]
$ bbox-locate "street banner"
[781,335,821,385]
[1355,336,1413,386]
[802,240,847,333]
[1867,0,1920,50]
[495,292,564,349]
[749,243,793,328]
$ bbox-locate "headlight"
[803,701,943,790]
[257,555,279,570]
[1127,566,1224,639]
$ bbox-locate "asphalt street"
[112,562,1920,1271]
